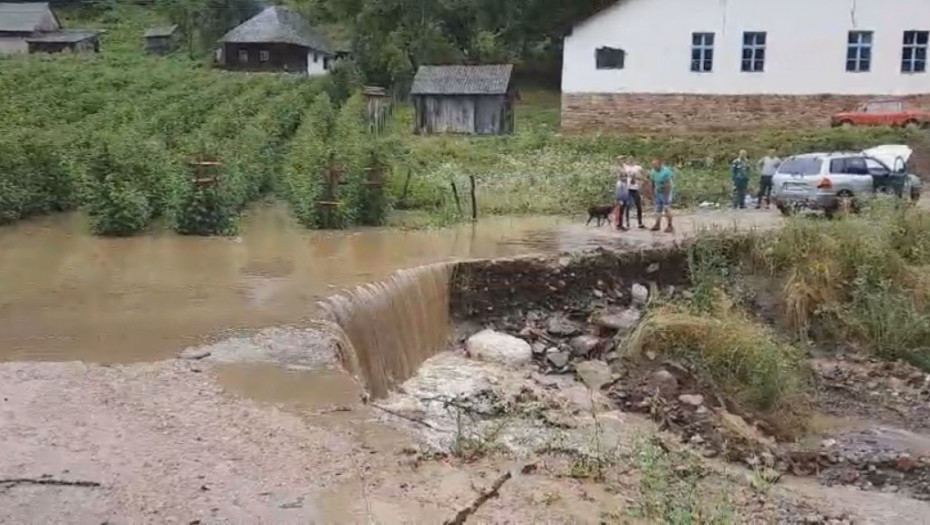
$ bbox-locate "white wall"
[306,50,328,76]
[0,36,28,54]
[563,0,930,95]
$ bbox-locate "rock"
[821,438,837,449]
[465,330,533,366]
[569,335,602,357]
[689,434,705,445]
[575,360,612,390]
[646,263,660,274]
[180,348,211,360]
[532,342,547,355]
[678,394,705,407]
[695,406,709,415]
[719,411,774,447]
[546,351,571,369]
[595,308,642,332]
[547,316,581,337]
[645,351,657,361]
[648,369,679,396]
[631,283,649,305]
[895,454,916,472]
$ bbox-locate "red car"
[831,99,930,128]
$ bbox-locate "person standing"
[620,156,646,229]
[731,150,752,209]
[615,168,630,230]
[757,149,782,209]
[648,158,674,233]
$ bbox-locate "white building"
[561,0,930,132]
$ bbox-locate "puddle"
[216,363,363,411]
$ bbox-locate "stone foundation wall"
[561,93,930,133]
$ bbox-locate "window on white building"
[595,47,625,69]
[902,30,928,73]
[741,32,766,72]
[846,31,872,72]
[238,49,248,63]
[690,32,714,72]
[259,50,270,62]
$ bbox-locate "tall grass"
[625,291,811,434]
[753,201,930,368]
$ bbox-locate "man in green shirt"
[731,149,752,209]
[648,158,674,233]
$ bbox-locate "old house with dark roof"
[0,2,60,54]
[218,5,332,75]
[0,2,99,55]
[409,64,515,135]
[144,24,179,56]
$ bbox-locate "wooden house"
[218,5,332,75]
[409,65,515,135]
[144,24,179,55]
[0,2,60,54]
[26,29,99,54]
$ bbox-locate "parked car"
[831,98,930,128]
[863,144,921,202]
[772,150,915,218]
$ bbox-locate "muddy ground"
[4,207,929,523]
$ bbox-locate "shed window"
[741,32,766,72]
[259,50,270,62]
[595,47,625,69]
[847,31,872,72]
[238,49,248,63]
[902,30,928,73]
[691,32,714,72]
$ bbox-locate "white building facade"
[561,0,930,132]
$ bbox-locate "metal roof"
[409,65,513,95]
[144,25,178,38]
[219,5,331,54]
[0,2,59,33]
[26,29,98,43]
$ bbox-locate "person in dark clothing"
[731,150,751,209]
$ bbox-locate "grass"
[753,200,930,369]
[624,290,812,435]
[388,91,924,222]
[628,437,736,524]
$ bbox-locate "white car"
[772,147,916,217]
[863,145,921,202]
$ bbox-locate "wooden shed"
[409,64,515,135]
[144,24,179,55]
[26,29,99,54]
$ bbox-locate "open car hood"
[864,144,913,172]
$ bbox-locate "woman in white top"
[620,156,646,229]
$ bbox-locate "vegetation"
[753,201,930,370]
[629,437,735,524]
[626,289,811,432]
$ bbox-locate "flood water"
[0,203,587,363]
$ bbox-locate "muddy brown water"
[0,204,600,363]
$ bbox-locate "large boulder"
[465,330,533,367]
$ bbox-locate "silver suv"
[772,150,914,217]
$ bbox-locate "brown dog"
[586,205,614,226]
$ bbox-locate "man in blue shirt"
[648,158,674,233]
